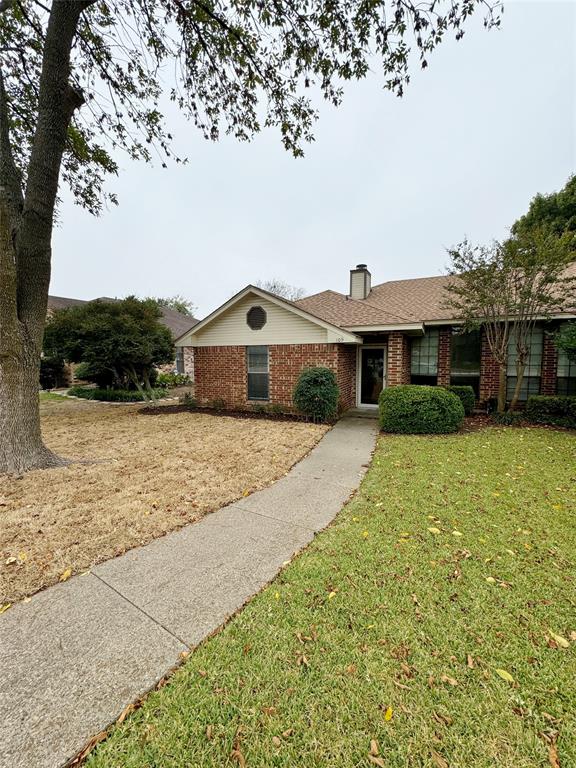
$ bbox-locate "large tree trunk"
[0,1,87,474]
[509,360,526,412]
[0,335,64,474]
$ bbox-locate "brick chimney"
[349,264,371,300]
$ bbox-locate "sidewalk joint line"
[91,571,191,649]
[233,503,318,533]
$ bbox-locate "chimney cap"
[355,263,368,270]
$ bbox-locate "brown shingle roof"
[47,295,198,340]
[296,262,576,329]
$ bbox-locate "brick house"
[175,264,576,412]
[47,295,197,377]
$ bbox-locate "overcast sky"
[51,0,575,319]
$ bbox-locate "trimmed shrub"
[211,398,227,411]
[67,386,164,402]
[444,385,475,416]
[72,361,115,388]
[293,367,339,423]
[379,385,464,434]
[157,372,192,388]
[491,410,523,426]
[525,395,576,428]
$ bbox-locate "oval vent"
[247,305,267,330]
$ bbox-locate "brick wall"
[437,328,452,386]
[194,343,356,411]
[479,329,501,403]
[541,331,558,396]
[387,332,410,387]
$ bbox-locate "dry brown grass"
[0,398,327,604]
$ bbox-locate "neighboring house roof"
[296,263,576,329]
[47,295,198,340]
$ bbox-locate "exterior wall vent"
[247,305,267,330]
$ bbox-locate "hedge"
[525,395,576,428]
[379,385,464,434]
[444,385,475,416]
[67,386,165,402]
[293,367,339,423]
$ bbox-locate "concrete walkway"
[0,415,378,768]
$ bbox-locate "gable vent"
[247,305,267,330]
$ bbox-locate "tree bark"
[0,1,86,473]
[509,360,526,412]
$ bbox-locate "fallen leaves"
[547,630,570,649]
[495,668,515,684]
[384,706,394,721]
[431,749,449,768]
[59,567,72,582]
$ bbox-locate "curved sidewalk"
[0,414,378,768]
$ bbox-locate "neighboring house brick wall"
[437,327,452,386]
[195,343,356,411]
[387,332,410,387]
[541,331,558,396]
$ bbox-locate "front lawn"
[0,399,326,604]
[88,426,575,768]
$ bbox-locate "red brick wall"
[387,332,410,387]
[437,328,452,386]
[194,343,356,411]
[479,329,501,403]
[541,331,558,396]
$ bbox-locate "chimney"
[349,264,371,300]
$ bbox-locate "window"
[175,348,185,374]
[557,324,576,395]
[506,326,543,401]
[247,306,267,330]
[410,329,439,386]
[247,345,269,400]
[450,329,481,396]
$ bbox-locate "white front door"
[358,347,386,406]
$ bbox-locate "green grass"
[39,391,68,401]
[88,427,576,768]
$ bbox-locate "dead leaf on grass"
[495,668,515,684]
[440,674,458,686]
[59,568,72,582]
[368,756,386,767]
[369,738,379,756]
[547,630,570,649]
[431,749,449,768]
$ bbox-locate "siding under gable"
[187,294,331,347]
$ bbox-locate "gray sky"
[51,1,575,319]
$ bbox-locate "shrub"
[293,367,339,423]
[251,402,267,415]
[444,385,475,416]
[67,386,164,402]
[157,372,192,388]
[211,397,227,411]
[179,392,197,409]
[39,356,66,389]
[491,410,523,426]
[525,395,576,428]
[379,385,464,434]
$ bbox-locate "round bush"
[445,385,475,415]
[379,385,464,434]
[293,367,339,422]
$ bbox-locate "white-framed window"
[506,326,543,401]
[410,329,439,385]
[557,324,576,396]
[247,345,269,400]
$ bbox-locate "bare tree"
[256,279,306,302]
[445,229,575,413]
[0,0,500,473]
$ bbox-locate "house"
[47,295,197,376]
[175,264,576,411]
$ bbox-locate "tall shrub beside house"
[293,367,339,423]
[379,385,464,434]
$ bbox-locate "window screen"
[410,329,439,385]
[506,326,543,401]
[557,325,576,395]
[247,345,269,400]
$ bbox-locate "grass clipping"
[0,399,327,604]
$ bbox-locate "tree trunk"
[0,332,64,474]
[509,360,526,412]
[497,364,507,413]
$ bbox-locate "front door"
[360,347,386,406]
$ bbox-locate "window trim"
[247,345,270,401]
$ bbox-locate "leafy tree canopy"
[3,0,501,215]
[147,295,196,316]
[44,297,174,397]
[511,175,576,244]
